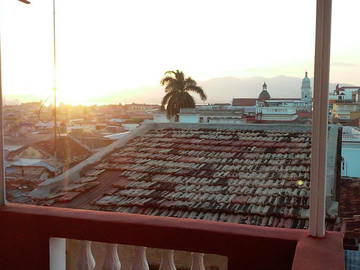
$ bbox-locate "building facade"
[154,72,313,124]
[330,85,360,124]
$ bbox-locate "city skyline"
[2,73,351,106]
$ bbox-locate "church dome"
[258,82,271,100]
[258,90,271,100]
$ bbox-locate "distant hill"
[3,75,349,105]
[200,75,306,102]
[113,75,343,104]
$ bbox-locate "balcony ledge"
[0,203,344,270]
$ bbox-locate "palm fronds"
[160,70,207,120]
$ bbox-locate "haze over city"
[1,0,359,105]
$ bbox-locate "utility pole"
[53,0,57,160]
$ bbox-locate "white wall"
[329,90,353,101]
[207,117,245,124]
[333,104,360,120]
[261,114,298,121]
[260,107,297,115]
[179,114,199,123]
[342,142,360,177]
[153,113,171,123]
[122,123,140,131]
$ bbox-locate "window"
[0,0,338,239]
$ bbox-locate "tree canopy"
[160,70,206,119]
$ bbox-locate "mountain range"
[112,75,343,105]
[4,75,346,105]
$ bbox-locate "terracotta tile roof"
[30,125,341,230]
[6,144,51,160]
[339,177,360,218]
[297,112,312,119]
[232,98,257,106]
[342,217,360,250]
[337,177,360,249]
[34,136,92,166]
[7,136,92,168]
[37,127,341,230]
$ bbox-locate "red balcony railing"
[0,203,344,270]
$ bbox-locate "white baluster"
[102,243,121,270]
[118,245,132,270]
[190,253,205,270]
[159,250,177,270]
[77,241,95,270]
[132,246,149,270]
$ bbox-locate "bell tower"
[301,72,312,101]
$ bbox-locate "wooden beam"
[309,0,332,238]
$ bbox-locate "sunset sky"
[0,0,359,105]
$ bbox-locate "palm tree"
[160,70,207,120]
